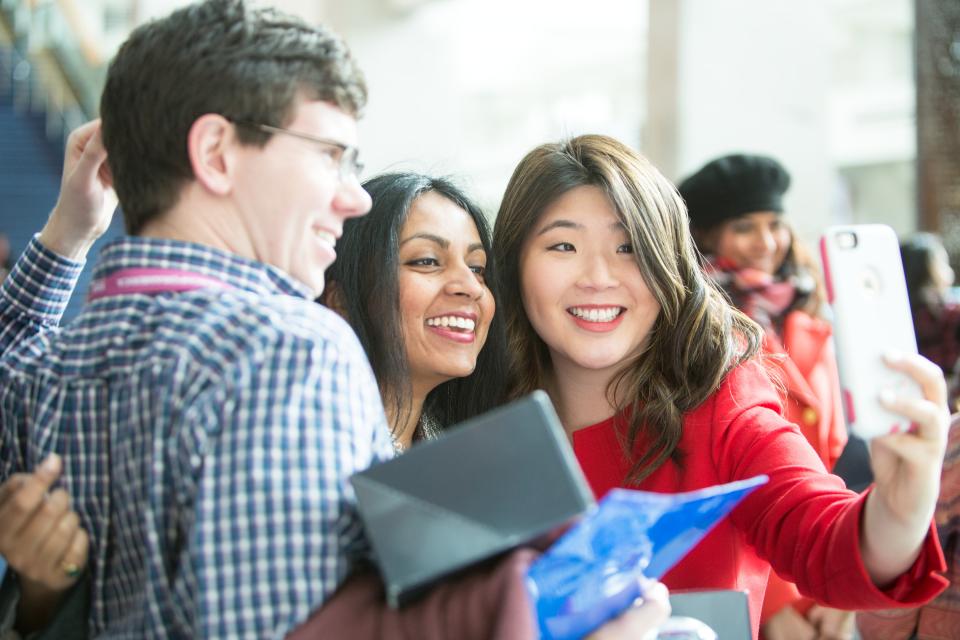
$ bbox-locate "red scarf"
[704,257,798,332]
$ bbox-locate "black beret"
[678,154,791,229]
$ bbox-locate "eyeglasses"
[232,120,364,181]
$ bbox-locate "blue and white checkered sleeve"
[187,323,393,639]
[0,235,83,356]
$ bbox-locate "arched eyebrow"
[535,219,582,236]
[399,234,486,255]
[400,233,448,248]
[535,220,626,236]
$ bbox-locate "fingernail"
[883,350,903,364]
[39,453,62,475]
[879,389,898,405]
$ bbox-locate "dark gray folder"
[351,391,595,607]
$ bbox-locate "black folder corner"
[351,391,595,607]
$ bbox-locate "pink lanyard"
[88,268,235,301]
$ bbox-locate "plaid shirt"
[0,236,394,639]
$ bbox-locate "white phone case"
[819,224,921,440]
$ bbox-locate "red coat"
[571,360,946,639]
[768,311,847,469]
[760,310,849,623]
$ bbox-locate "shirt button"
[801,407,818,426]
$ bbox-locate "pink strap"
[88,268,235,300]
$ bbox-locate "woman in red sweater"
[492,134,950,639]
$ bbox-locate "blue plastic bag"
[526,475,768,640]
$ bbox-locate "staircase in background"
[0,1,121,321]
[0,43,67,254]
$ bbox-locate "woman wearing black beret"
[681,154,854,640]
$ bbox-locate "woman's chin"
[567,352,633,373]
[421,363,478,388]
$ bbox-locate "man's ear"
[99,158,114,191]
[186,114,236,196]
[318,281,349,320]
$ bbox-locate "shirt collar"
[92,236,314,300]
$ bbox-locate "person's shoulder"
[203,291,364,356]
[0,291,369,387]
[692,358,783,424]
[685,360,807,477]
[241,292,355,338]
[150,290,369,384]
[197,292,390,443]
[783,308,832,337]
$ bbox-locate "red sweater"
[571,360,947,639]
[760,310,848,623]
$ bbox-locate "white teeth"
[427,316,476,332]
[569,307,622,323]
[314,229,336,246]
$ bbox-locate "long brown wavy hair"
[493,135,763,484]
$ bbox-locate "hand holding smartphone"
[819,224,922,440]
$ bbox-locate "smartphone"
[819,224,921,440]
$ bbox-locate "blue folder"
[527,475,768,640]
